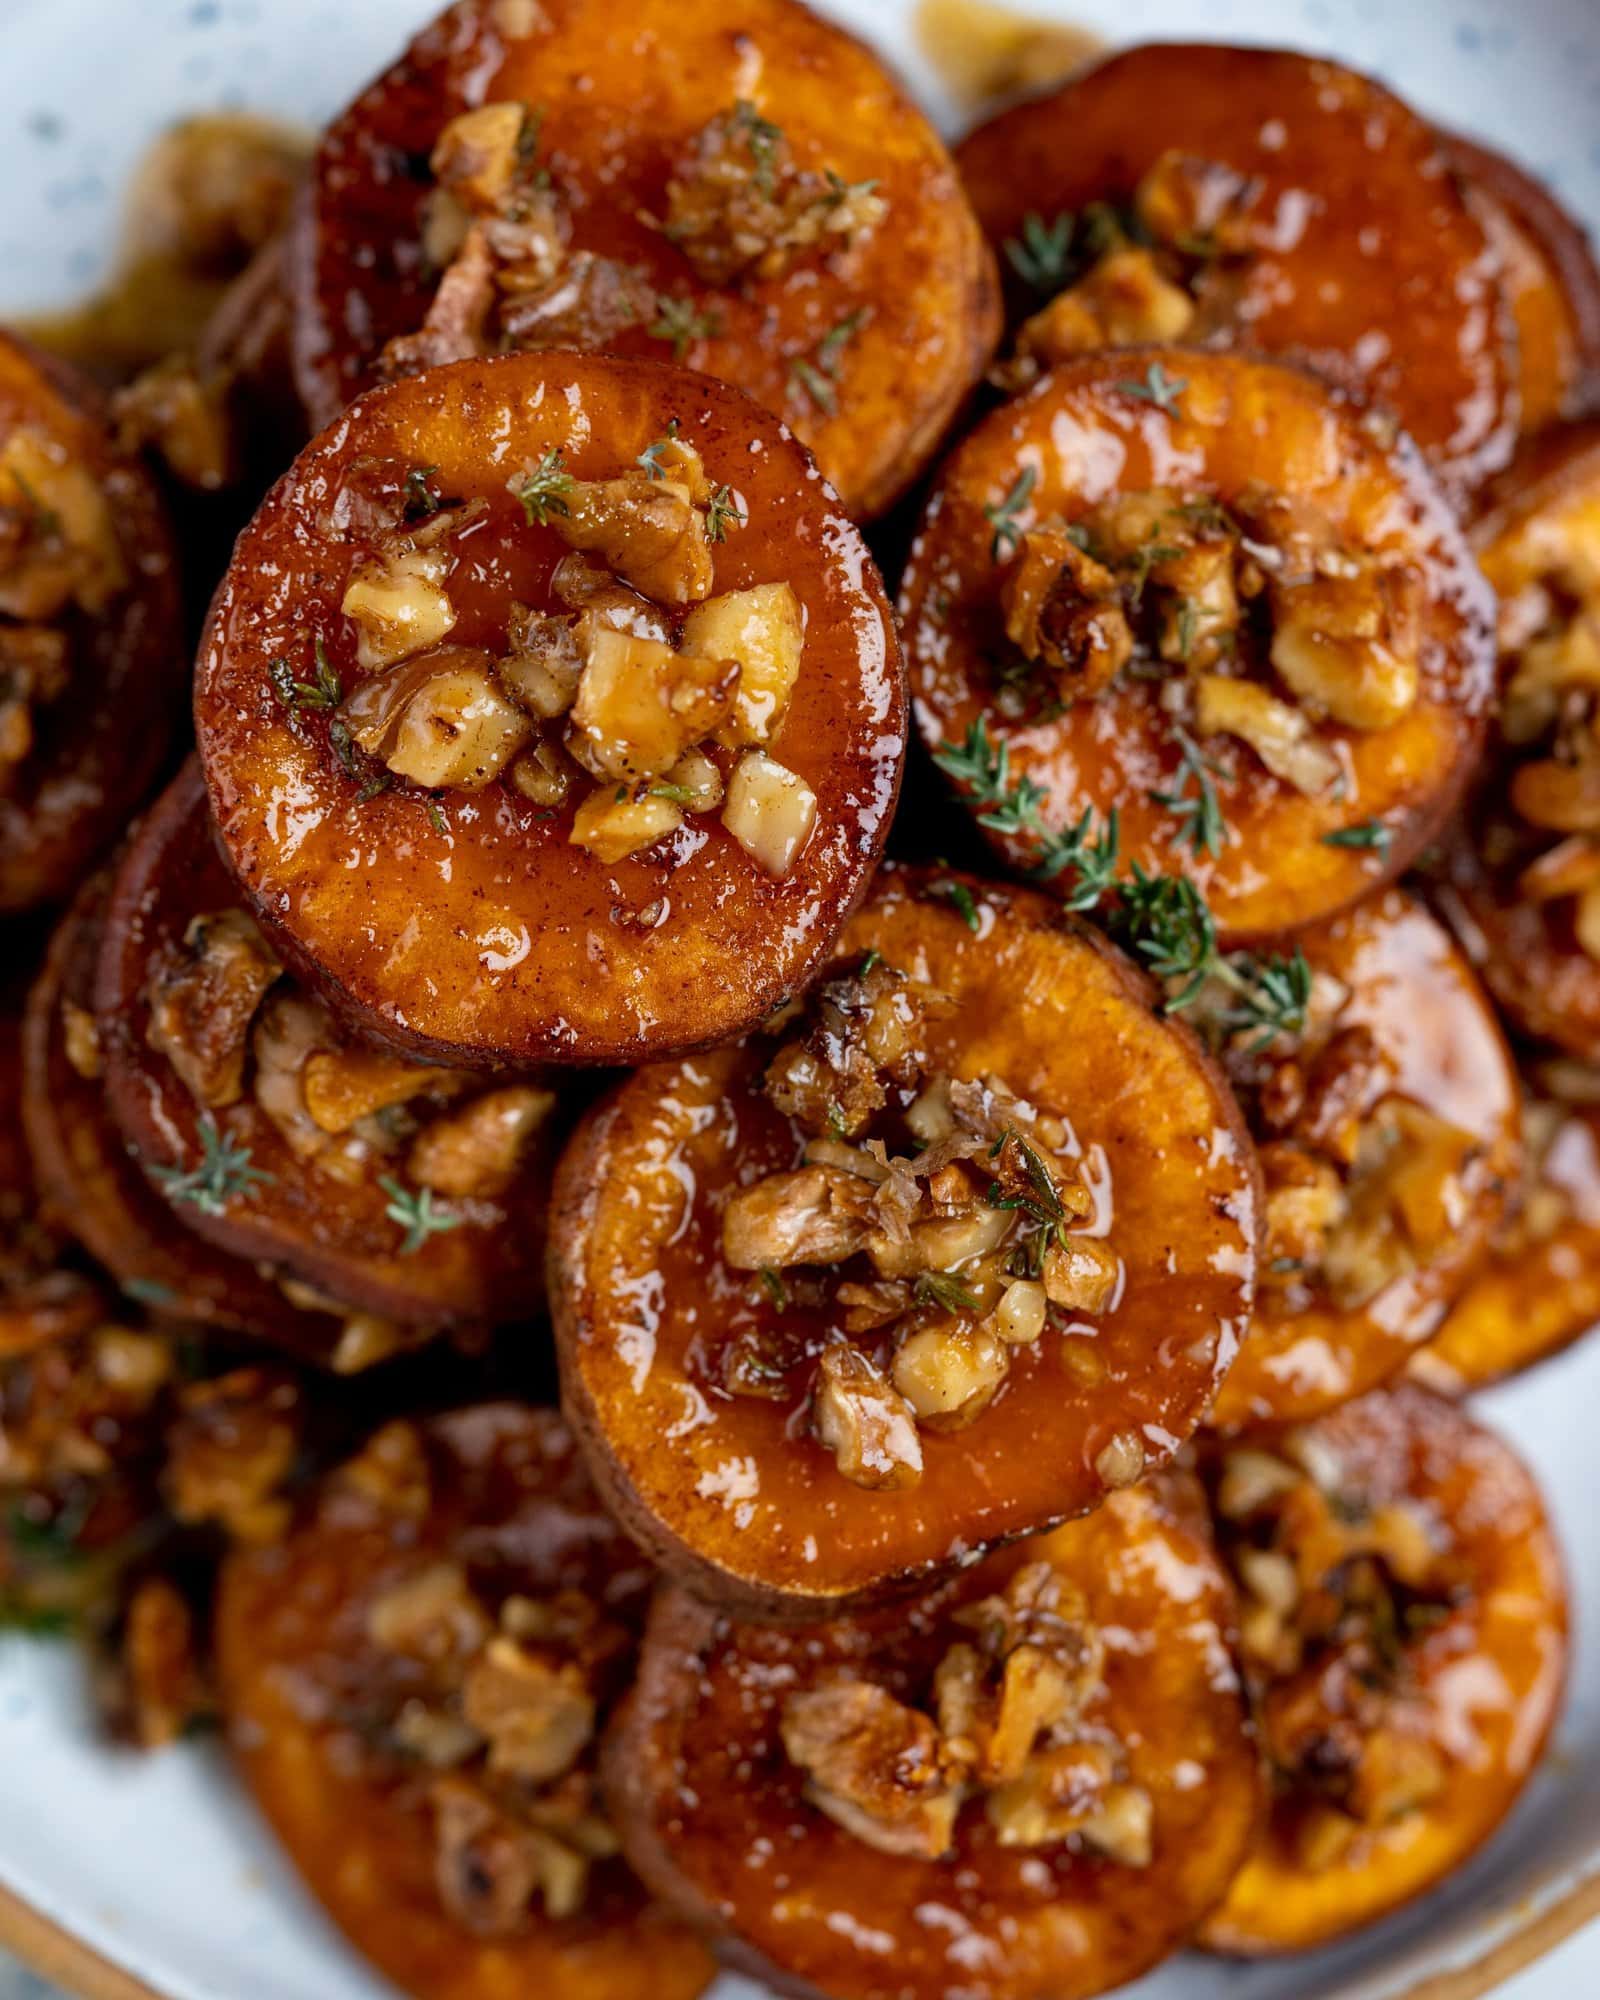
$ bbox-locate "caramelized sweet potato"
[284,0,998,521]
[956,44,1516,500]
[0,331,183,910]
[900,349,1494,943]
[22,871,353,1365]
[1449,133,1600,439]
[1412,1077,1600,1395]
[195,351,904,1068]
[1439,421,1600,1058]
[1201,1384,1567,1954]
[215,1403,714,2000]
[550,864,1259,1615]
[1208,890,1519,1430]
[605,1472,1260,2000]
[96,763,559,1338]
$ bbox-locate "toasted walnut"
[567,623,739,782]
[1156,537,1242,670]
[497,251,659,355]
[431,103,527,213]
[368,1561,493,1662]
[1260,1143,1348,1276]
[722,750,817,878]
[892,1319,1009,1429]
[1093,1430,1146,1489]
[722,1165,871,1269]
[249,991,334,1158]
[406,1085,555,1199]
[548,552,674,641]
[331,1315,436,1375]
[781,1675,959,1859]
[1041,1235,1120,1313]
[1001,528,1133,697]
[990,1278,1047,1346]
[508,736,578,808]
[336,1419,432,1518]
[1320,1102,1478,1310]
[497,607,584,719]
[1135,150,1260,255]
[1268,558,1422,731]
[432,1774,588,1933]
[569,786,683,863]
[110,1576,210,1750]
[1511,735,1600,835]
[300,1042,465,1135]
[377,656,534,789]
[812,1343,923,1490]
[341,541,457,672]
[60,998,102,1081]
[1194,673,1342,796]
[461,1636,596,1784]
[162,1368,300,1545]
[679,583,805,747]
[548,474,714,605]
[1013,249,1194,375]
[0,428,126,620]
[112,355,235,491]
[145,909,281,1110]
[765,963,934,1138]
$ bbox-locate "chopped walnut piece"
[462,1637,596,1784]
[60,998,102,1080]
[722,1164,872,1270]
[162,1368,300,1545]
[1135,150,1261,256]
[1260,1142,1348,1276]
[368,1561,493,1662]
[383,223,500,378]
[548,553,673,642]
[0,428,126,620]
[336,1419,432,1518]
[1041,1235,1120,1313]
[497,252,658,355]
[145,908,281,1110]
[1093,1430,1146,1489]
[781,1675,960,1859]
[431,1774,588,1933]
[722,750,817,878]
[331,1315,436,1375]
[569,786,683,863]
[567,623,739,782]
[341,540,458,674]
[250,990,334,1158]
[812,1343,923,1491]
[892,1319,1009,1428]
[380,655,534,789]
[111,1576,211,1750]
[548,473,714,605]
[1001,528,1133,698]
[1011,248,1194,375]
[497,607,583,719]
[508,738,577,807]
[679,583,804,748]
[430,103,527,214]
[406,1085,555,1199]
[1268,558,1422,731]
[112,355,236,491]
[1194,673,1342,797]
[300,1042,466,1135]
[764,962,934,1138]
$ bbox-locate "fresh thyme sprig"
[705,485,746,542]
[379,1177,463,1256]
[404,464,442,519]
[984,465,1037,562]
[510,450,574,525]
[637,419,681,481]
[1002,210,1076,291]
[732,100,784,196]
[1321,819,1392,857]
[914,1270,982,1314]
[269,637,342,711]
[788,306,872,414]
[1150,725,1230,857]
[152,1115,275,1217]
[1118,361,1187,414]
[649,294,721,359]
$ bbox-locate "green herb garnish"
[510,449,574,525]
[151,1115,275,1218]
[378,1178,463,1256]
[984,465,1037,562]
[1118,361,1187,414]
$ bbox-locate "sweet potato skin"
[900,349,1495,944]
[195,351,905,1069]
[604,1475,1261,2000]
[550,863,1260,1617]
[95,762,556,1333]
[1200,1385,1567,1955]
[216,1404,715,2000]
[0,332,183,912]
[286,0,999,520]
[956,43,1516,501]
[1209,890,1520,1430]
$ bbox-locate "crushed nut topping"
[161,1367,301,1546]
[781,1562,1150,1864]
[719,961,1118,1487]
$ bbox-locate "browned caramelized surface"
[550,865,1259,1614]
[956,44,1516,499]
[216,1404,714,2000]
[286,0,998,519]
[606,1476,1260,2000]
[1209,890,1519,1429]
[900,349,1494,942]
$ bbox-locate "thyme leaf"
[151,1115,275,1218]
[378,1177,463,1256]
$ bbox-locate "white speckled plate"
[0,2,1598,1997]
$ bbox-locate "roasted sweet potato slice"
[605,1471,1260,2000]
[22,869,357,1365]
[1412,1073,1600,1395]
[215,1403,715,2000]
[900,349,1494,943]
[195,350,904,1068]
[284,0,998,520]
[0,331,183,911]
[1438,421,1600,1058]
[1200,1384,1567,1954]
[96,763,559,1341]
[1448,133,1600,439]
[550,864,1259,1615]
[956,43,1516,500]
[1208,889,1519,1430]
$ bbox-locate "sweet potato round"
[21,868,350,1363]
[195,351,904,1068]
[604,1474,1261,2000]
[549,863,1260,1616]
[286,0,998,520]
[216,1403,715,2000]
[900,349,1495,943]
[956,44,1516,500]
[0,331,183,911]
[96,762,558,1335]
[1200,1384,1567,1955]
[1209,890,1519,1430]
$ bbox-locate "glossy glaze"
[195,351,905,1068]
[216,1404,715,2000]
[606,1475,1261,2000]
[287,0,999,520]
[0,332,183,911]
[550,863,1260,1615]
[900,350,1495,942]
[1210,890,1520,1429]
[96,762,557,1333]
[956,43,1517,500]
[1201,1385,1568,1955]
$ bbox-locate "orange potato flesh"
[550,863,1260,1616]
[605,1474,1261,2000]
[1440,421,1600,1059]
[21,870,350,1363]
[899,349,1495,944]
[956,43,1516,501]
[1200,1384,1568,1955]
[287,0,999,521]
[1411,1098,1600,1396]
[0,332,183,912]
[1448,133,1600,440]
[95,761,557,1334]
[215,1404,715,2000]
[195,351,904,1068]
[1209,890,1519,1430]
